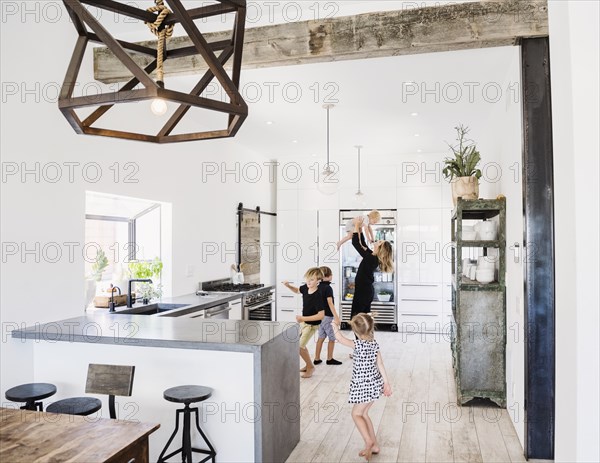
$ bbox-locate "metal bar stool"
[46,364,135,418]
[5,383,57,411]
[158,385,216,463]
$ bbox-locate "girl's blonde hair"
[350,313,375,340]
[368,210,381,222]
[376,241,394,273]
[304,267,324,281]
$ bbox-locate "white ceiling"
[230,45,519,159]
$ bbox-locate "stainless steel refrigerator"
[339,209,398,331]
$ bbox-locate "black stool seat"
[163,385,212,404]
[159,385,216,463]
[5,383,57,411]
[46,397,102,416]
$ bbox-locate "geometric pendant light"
[59,0,248,143]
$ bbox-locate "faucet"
[108,285,122,313]
[127,279,152,307]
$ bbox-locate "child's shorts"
[299,322,319,348]
[317,316,336,341]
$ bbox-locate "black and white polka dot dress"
[349,339,384,404]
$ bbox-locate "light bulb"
[353,190,366,206]
[150,98,167,116]
[317,165,339,195]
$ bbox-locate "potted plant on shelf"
[442,124,482,206]
[377,290,392,302]
[84,249,109,308]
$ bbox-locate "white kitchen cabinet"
[277,189,298,211]
[277,210,299,278]
[397,209,420,282]
[442,208,453,283]
[317,209,340,279]
[419,208,443,283]
[229,298,243,320]
[276,281,301,322]
[297,210,318,274]
[396,207,447,333]
[397,208,445,283]
[397,186,442,209]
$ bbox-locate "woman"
[350,217,394,320]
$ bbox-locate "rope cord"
[145,0,174,84]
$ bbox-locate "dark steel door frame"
[521,37,555,460]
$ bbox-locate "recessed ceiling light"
[292,140,298,144]
[417,149,423,153]
[311,154,317,157]
[266,121,273,125]
[410,112,419,117]
[414,133,420,137]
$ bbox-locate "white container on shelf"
[477,255,497,269]
[476,268,495,284]
[477,221,497,240]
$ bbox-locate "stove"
[200,279,275,321]
[201,282,265,292]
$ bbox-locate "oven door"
[245,300,273,321]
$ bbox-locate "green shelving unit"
[450,198,506,407]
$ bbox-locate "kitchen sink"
[115,303,188,315]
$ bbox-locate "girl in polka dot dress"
[333,313,392,461]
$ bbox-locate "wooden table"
[0,407,159,462]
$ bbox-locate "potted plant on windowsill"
[442,125,482,206]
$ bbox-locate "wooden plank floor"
[286,331,525,463]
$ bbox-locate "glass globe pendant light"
[317,104,339,195]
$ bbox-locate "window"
[85,191,163,283]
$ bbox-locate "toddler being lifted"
[337,210,381,250]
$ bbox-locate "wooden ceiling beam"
[93,0,548,84]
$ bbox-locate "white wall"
[549,1,600,462]
[495,54,526,446]
[0,6,275,393]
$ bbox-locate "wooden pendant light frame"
[59,0,248,143]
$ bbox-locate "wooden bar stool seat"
[158,385,216,463]
[46,364,135,419]
[5,383,57,411]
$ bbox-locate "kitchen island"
[11,311,300,463]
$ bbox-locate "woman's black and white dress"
[349,338,384,404]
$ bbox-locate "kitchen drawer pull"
[401,313,438,317]
[280,295,294,298]
[205,307,231,318]
[281,309,295,313]
[401,298,439,302]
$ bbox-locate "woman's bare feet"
[301,367,315,378]
[299,366,307,372]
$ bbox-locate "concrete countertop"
[12,313,298,353]
[126,292,243,316]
